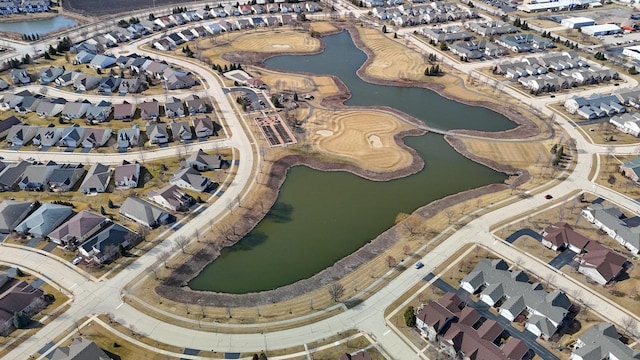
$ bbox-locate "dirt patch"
[368,135,382,148]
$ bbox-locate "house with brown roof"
[139,100,160,120]
[193,115,215,139]
[578,242,628,285]
[542,222,591,252]
[186,149,223,171]
[113,102,136,121]
[81,128,112,148]
[417,292,530,360]
[48,210,111,248]
[0,278,45,336]
[113,160,140,189]
[148,184,193,212]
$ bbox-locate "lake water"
[189,31,514,293]
[0,16,77,35]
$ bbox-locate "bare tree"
[622,315,638,338]
[158,250,171,268]
[128,324,138,336]
[443,209,456,225]
[386,255,397,268]
[328,283,345,302]
[403,245,411,256]
[174,237,190,254]
[106,312,115,324]
[146,265,160,280]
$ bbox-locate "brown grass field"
[308,108,415,172]
[596,154,640,199]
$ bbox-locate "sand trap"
[271,44,291,49]
[316,130,333,137]
[368,135,382,148]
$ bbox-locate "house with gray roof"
[55,70,83,87]
[571,323,640,360]
[0,116,20,139]
[116,125,140,149]
[10,69,30,85]
[120,197,169,228]
[90,54,116,70]
[61,101,90,120]
[164,97,185,118]
[0,78,8,91]
[48,210,110,247]
[32,127,63,147]
[193,115,215,139]
[620,157,640,182]
[582,203,640,254]
[610,112,640,137]
[0,278,45,336]
[166,74,197,90]
[58,126,86,148]
[19,161,59,191]
[73,74,101,92]
[185,95,208,114]
[97,76,121,95]
[39,66,64,85]
[461,258,571,339]
[79,223,137,263]
[85,100,112,123]
[0,161,29,191]
[6,125,38,146]
[15,94,41,114]
[186,149,223,170]
[50,338,111,360]
[15,203,74,238]
[113,160,140,188]
[0,200,36,233]
[118,76,145,95]
[148,184,194,212]
[170,167,211,192]
[74,50,95,64]
[0,93,25,110]
[79,163,111,194]
[170,121,192,142]
[48,163,86,192]
[81,128,111,148]
[146,123,170,145]
[35,99,65,118]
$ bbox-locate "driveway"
[430,277,560,360]
[505,228,542,244]
[549,249,578,270]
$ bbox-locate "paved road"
[4,4,640,360]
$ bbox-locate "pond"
[189,30,514,293]
[0,16,77,35]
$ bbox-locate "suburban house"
[170,167,212,192]
[185,95,208,114]
[0,116,21,139]
[610,112,640,137]
[39,66,64,84]
[140,100,160,120]
[0,277,45,336]
[541,222,591,252]
[146,123,170,145]
[186,149,223,170]
[14,203,74,238]
[118,76,146,95]
[49,338,111,360]
[85,100,112,123]
[35,99,66,118]
[10,69,31,85]
[97,76,121,95]
[164,97,185,118]
[79,163,111,194]
[170,121,192,142]
[416,292,530,360]
[113,160,140,189]
[0,93,26,110]
[582,203,640,253]
[0,78,7,91]
[32,127,62,148]
[339,352,373,360]
[48,163,86,192]
[89,54,116,70]
[193,116,215,139]
[15,94,41,113]
[148,184,194,212]
[0,200,36,233]
[61,101,90,120]
[48,210,111,248]
[81,128,112,148]
[166,74,197,90]
[6,125,38,146]
[577,241,628,285]
[0,161,30,191]
[58,126,86,148]
[461,258,572,339]
[116,126,140,149]
[74,50,95,64]
[79,223,137,263]
[571,323,640,360]
[119,197,169,228]
[620,157,640,182]
[18,161,59,191]
[113,102,136,121]
[73,74,101,92]
[55,70,83,87]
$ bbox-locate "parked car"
[72,256,82,265]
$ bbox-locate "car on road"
[545,194,553,200]
[415,261,424,269]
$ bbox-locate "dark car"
[545,194,553,200]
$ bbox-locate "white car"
[71,256,82,265]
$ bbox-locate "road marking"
[383,329,391,336]
[115,302,124,310]
[69,283,77,290]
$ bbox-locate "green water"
[189,31,513,293]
